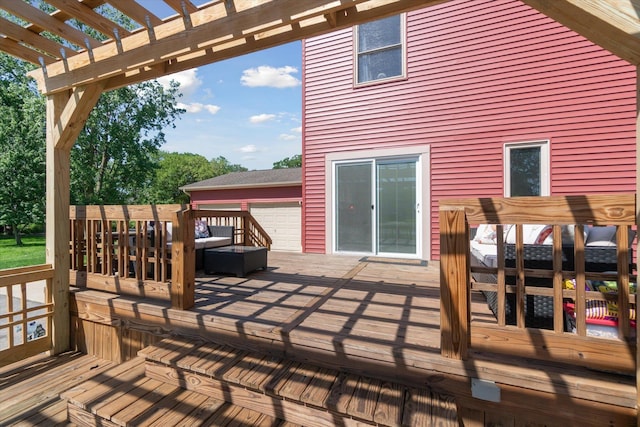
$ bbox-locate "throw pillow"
[195,220,210,238]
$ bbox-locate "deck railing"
[0,264,53,367]
[192,209,272,249]
[69,205,272,310]
[440,194,636,374]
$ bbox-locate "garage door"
[249,203,301,252]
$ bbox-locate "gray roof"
[181,168,302,191]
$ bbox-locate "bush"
[22,223,45,234]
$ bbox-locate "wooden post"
[439,208,470,359]
[46,92,71,354]
[243,211,250,246]
[170,207,195,310]
[46,84,103,355]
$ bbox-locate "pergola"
[0,0,639,362]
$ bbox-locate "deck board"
[140,337,452,426]
[0,351,115,426]
[65,252,638,424]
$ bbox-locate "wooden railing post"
[440,208,470,359]
[170,207,195,310]
[242,211,251,246]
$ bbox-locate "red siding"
[190,186,302,208]
[302,0,637,258]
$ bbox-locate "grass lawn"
[0,235,46,270]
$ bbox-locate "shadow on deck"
[2,252,636,425]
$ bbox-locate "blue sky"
[138,1,302,170]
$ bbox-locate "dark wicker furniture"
[481,244,632,330]
[204,245,267,277]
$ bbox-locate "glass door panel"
[335,162,373,252]
[377,160,416,254]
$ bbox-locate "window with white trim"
[504,141,550,197]
[355,15,405,85]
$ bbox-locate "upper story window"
[504,141,550,197]
[355,15,405,85]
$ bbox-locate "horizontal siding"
[190,186,301,203]
[302,0,637,258]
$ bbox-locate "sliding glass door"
[334,158,419,256]
[335,162,373,252]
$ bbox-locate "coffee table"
[203,245,267,277]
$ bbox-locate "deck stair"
[63,337,458,426]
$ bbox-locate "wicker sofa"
[471,225,635,330]
[164,223,234,270]
[483,244,630,329]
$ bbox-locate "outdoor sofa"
[471,224,635,334]
[164,221,234,270]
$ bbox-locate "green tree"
[0,54,46,245]
[71,81,184,204]
[145,154,247,204]
[210,156,247,175]
[149,152,213,204]
[273,154,302,169]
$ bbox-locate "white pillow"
[474,224,497,244]
[585,226,636,247]
[505,224,551,244]
[585,226,617,247]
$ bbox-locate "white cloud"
[279,133,297,141]
[203,105,221,114]
[291,126,302,133]
[157,69,202,99]
[240,144,258,153]
[241,66,301,88]
[250,113,276,124]
[177,102,221,115]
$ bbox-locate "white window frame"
[504,140,550,197]
[354,14,407,86]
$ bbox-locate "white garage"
[249,202,302,252]
[182,168,303,253]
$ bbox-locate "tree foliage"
[273,154,302,169]
[148,152,212,204]
[0,54,46,245]
[71,81,184,204]
[146,154,248,204]
[210,156,247,176]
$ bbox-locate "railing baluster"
[496,225,505,326]
[515,224,525,328]
[575,224,586,337]
[616,225,631,339]
[552,224,564,333]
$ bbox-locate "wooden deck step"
[0,351,116,426]
[61,357,290,427]
[138,337,458,427]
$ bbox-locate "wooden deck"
[68,252,636,425]
[2,252,634,425]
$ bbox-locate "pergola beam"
[53,83,105,151]
[0,16,75,62]
[522,0,640,65]
[45,0,132,39]
[28,0,445,95]
[103,0,446,93]
[0,0,102,49]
